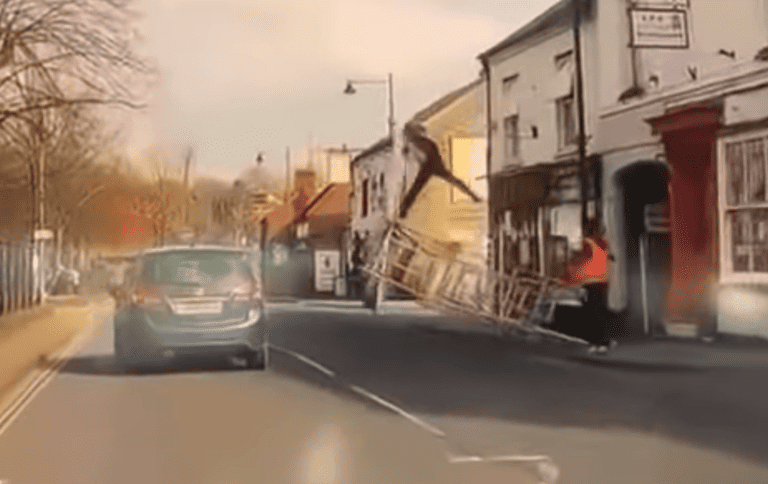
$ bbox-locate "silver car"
[111,246,267,369]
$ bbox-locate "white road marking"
[272,342,558,482]
[269,344,336,378]
[348,384,446,439]
[0,307,101,438]
[447,453,560,484]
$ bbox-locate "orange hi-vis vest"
[560,236,610,286]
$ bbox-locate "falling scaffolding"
[363,220,590,345]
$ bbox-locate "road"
[1,298,767,484]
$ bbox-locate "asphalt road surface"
[1,298,768,484]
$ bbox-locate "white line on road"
[447,453,560,484]
[268,344,336,378]
[0,309,100,439]
[348,384,446,439]
[270,342,559,483]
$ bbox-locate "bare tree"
[0,0,154,243]
[0,0,153,124]
[44,106,117,266]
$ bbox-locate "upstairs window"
[556,94,577,149]
[503,115,519,163]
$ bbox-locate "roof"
[295,182,352,223]
[139,245,250,256]
[478,0,580,61]
[409,78,484,125]
[351,137,392,166]
[494,158,580,178]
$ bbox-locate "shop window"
[499,211,539,274]
[721,133,768,279]
[543,203,583,278]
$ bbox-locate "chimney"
[294,169,317,199]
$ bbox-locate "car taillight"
[131,284,164,307]
[231,281,261,302]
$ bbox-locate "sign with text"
[630,8,689,49]
[637,0,688,7]
[314,250,340,292]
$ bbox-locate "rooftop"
[478,0,588,61]
[350,137,392,166]
[409,77,484,125]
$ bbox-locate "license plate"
[173,301,223,315]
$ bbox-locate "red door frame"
[649,106,720,333]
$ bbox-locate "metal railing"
[0,241,40,316]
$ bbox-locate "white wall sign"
[637,0,688,7]
[630,9,689,49]
[314,250,340,292]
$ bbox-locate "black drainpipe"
[481,57,493,258]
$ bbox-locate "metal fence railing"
[0,241,39,316]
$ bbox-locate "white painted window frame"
[718,127,768,284]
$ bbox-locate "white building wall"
[350,148,391,240]
[487,27,581,176]
[596,0,768,109]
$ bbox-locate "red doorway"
[652,107,720,333]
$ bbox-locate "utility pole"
[285,146,291,202]
[183,147,193,226]
[573,0,590,235]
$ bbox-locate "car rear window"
[139,251,255,291]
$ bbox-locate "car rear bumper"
[118,307,266,355]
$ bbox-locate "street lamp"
[344,73,395,142]
[344,73,397,312]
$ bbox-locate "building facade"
[479,0,602,298]
[481,0,768,338]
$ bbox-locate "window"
[502,74,519,94]
[543,203,583,278]
[503,115,519,163]
[139,251,254,295]
[361,178,369,217]
[450,137,487,202]
[556,95,577,149]
[721,133,768,279]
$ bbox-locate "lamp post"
[344,73,396,311]
[344,73,395,142]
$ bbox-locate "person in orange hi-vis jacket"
[560,234,610,286]
[560,230,614,348]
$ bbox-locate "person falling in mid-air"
[398,122,481,219]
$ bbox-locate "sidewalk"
[0,293,113,399]
[569,337,768,370]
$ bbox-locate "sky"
[122,0,560,184]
